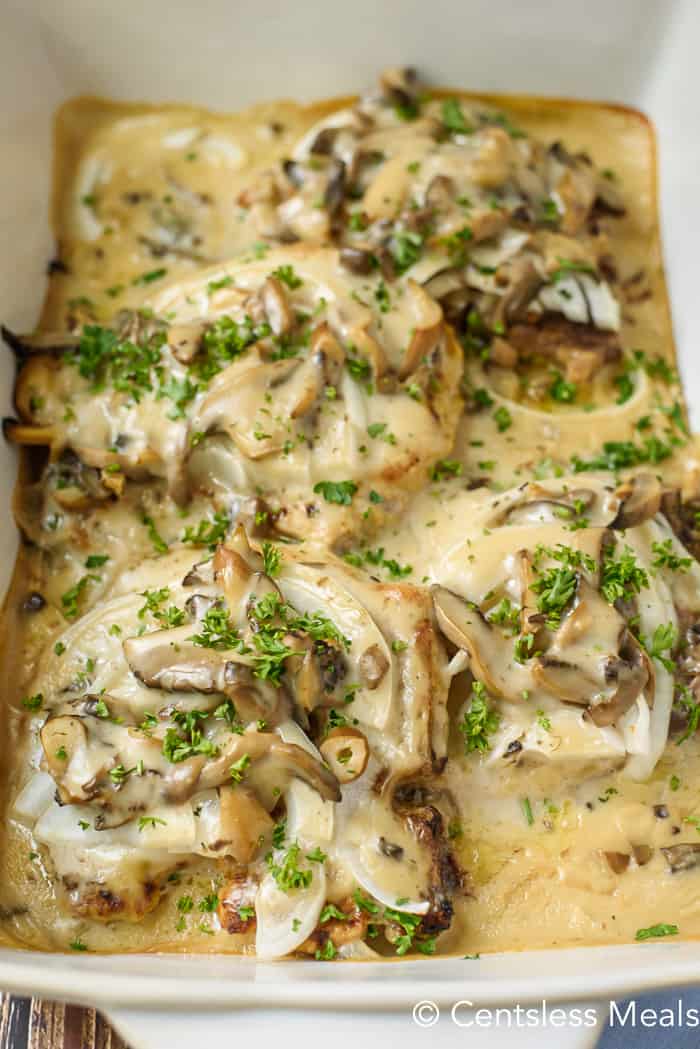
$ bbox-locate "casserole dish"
[1,0,699,1045]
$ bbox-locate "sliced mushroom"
[398,280,444,380]
[346,326,388,379]
[588,631,652,727]
[432,585,529,700]
[379,67,420,108]
[661,843,700,873]
[261,276,294,336]
[3,420,56,446]
[490,256,542,326]
[340,247,376,275]
[123,625,284,724]
[309,322,345,389]
[217,784,275,863]
[1,327,80,358]
[320,727,369,783]
[40,715,89,789]
[168,321,206,364]
[358,643,390,689]
[604,850,630,874]
[611,473,662,530]
[167,731,341,807]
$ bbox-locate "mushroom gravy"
[2,67,700,960]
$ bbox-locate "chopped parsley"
[262,542,282,577]
[132,268,167,285]
[549,373,577,404]
[635,923,678,942]
[162,709,219,763]
[21,693,43,712]
[640,622,677,673]
[674,685,700,744]
[493,405,512,432]
[142,514,168,554]
[441,98,473,135]
[391,231,423,274]
[271,265,303,289]
[459,680,500,753]
[266,842,313,893]
[431,459,463,482]
[651,539,691,573]
[600,545,649,605]
[531,565,578,628]
[61,574,100,619]
[67,324,164,403]
[313,479,358,505]
[138,816,167,832]
[181,510,230,549]
[229,754,251,783]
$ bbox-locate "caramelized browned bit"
[217,873,258,934]
[507,316,621,374]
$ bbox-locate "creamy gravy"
[2,68,699,962]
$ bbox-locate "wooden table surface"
[0,998,128,1049]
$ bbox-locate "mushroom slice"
[588,631,652,727]
[345,326,388,379]
[533,581,652,726]
[123,627,284,725]
[279,564,394,731]
[611,473,662,530]
[192,352,327,458]
[1,326,80,358]
[3,420,56,447]
[260,276,294,336]
[40,715,90,797]
[320,727,369,783]
[168,322,206,364]
[398,280,444,380]
[661,843,700,873]
[217,784,274,863]
[432,586,529,700]
[194,731,341,806]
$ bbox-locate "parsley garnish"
[182,511,230,549]
[640,623,677,673]
[271,265,303,289]
[459,680,500,753]
[549,373,577,404]
[600,545,649,605]
[441,98,473,135]
[138,816,167,832]
[142,514,168,554]
[162,710,219,763]
[651,539,691,573]
[262,542,282,577]
[313,480,358,505]
[266,842,313,893]
[431,459,462,482]
[635,923,678,941]
[21,693,43,711]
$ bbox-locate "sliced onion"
[12,771,55,824]
[255,856,325,959]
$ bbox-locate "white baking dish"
[2,1,699,1046]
